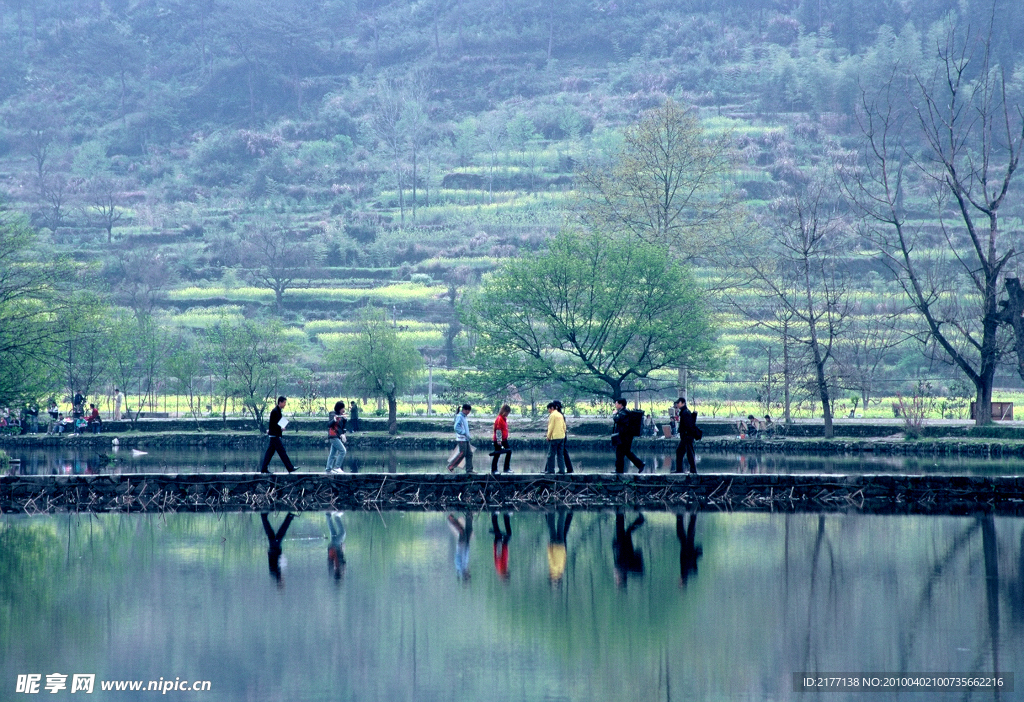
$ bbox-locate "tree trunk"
[608,378,622,402]
[998,278,1024,384]
[387,392,398,434]
[814,355,833,438]
[783,319,792,424]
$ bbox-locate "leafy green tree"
[211,318,295,431]
[167,333,207,430]
[329,308,423,435]
[106,315,172,429]
[0,209,76,404]
[53,297,111,402]
[464,229,719,400]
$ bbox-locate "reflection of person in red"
[491,512,511,581]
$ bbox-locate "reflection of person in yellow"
[545,508,573,585]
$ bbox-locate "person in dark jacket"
[260,396,296,474]
[674,397,698,474]
[612,399,645,474]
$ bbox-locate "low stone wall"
[3,472,1024,515]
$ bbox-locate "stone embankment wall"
[3,472,1024,515]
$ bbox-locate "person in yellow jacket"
[544,401,567,474]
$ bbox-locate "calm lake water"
[6,445,1024,476]
[2,510,1021,701]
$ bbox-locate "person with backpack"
[674,397,699,474]
[612,398,645,474]
[326,401,348,474]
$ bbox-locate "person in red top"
[490,404,513,473]
[86,404,102,434]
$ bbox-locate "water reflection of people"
[546,507,573,585]
[326,511,346,581]
[676,512,703,587]
[261,512,295,586]
[491,512,511,581]
[612,508,645,588]
[447,512,473,582]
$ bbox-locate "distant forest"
[1,0,1023,424]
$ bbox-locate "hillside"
[1,0,1023,419]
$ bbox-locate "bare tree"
[739,180,850,437]
[998,277,1024,383]
[835,310,906,412]
[237,220,323,313]
[841,21,1022,424]
[106,247,176,321]
[369,81,407,225]
[84,175,125,243]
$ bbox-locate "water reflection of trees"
[2,511,1023,700]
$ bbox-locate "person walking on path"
[261,512,295,585]
[544,401,567,474]
[612,399,645,474]
[674,397,698,474]
[326,401,348,473]
[490,404,513,473]
[552,400,574,473]
[447,404,474,473]
[260,396,296,474]
[112,388,123,421]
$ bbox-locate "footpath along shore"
[4,417,1024,514]
[4,417,1024,457]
